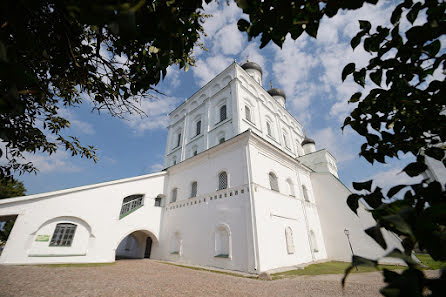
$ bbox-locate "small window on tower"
[245,106,251,122]
[176,133,182,148]
[171,188,178,203]
[269,172,279,192]
[196,120,201,136]
[220,105,227,122]
[219,137,225,144]
[218,171,228,190]
[266,122,272,137]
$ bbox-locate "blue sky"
[19,1,421,195]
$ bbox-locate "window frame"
[219,105,227,122]
[190,181,198,198]
[245,105,252,122]
[49,223,77,247]
[218,171,228,190]
[196,120,201,136]
[119,194,145,219]
[171,188,178,203]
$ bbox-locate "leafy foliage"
[236,0,445,296]
[0,0,210,178]
[0,177,26,199]
[0,176,25,243]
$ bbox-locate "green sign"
[35,235,50,242]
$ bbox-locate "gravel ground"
[0,260,439,297]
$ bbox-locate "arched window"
[120,194,145,218]
[190,181,198,198]
[50,223,77,247]
[266,121,272,137]
[310,230,319,252]
[218,171,228,190]
[171,232,182,255]
[302,185,310,202]
[215,224,231,258]
[285,227,295,254]
[245,106,252,122]
[283,133,289,148]
[172,156,177,165]
[287,179,295,197]
[269,172,279,192]
[171,188,178,203]
[220,105,227,122]
[196,120,201,136]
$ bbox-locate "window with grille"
[269,172,279,192]
[191,182,197,198]
[220,105,227,122]
[266,122,272,136]
[303,185,310,202]
[218,171,228,190]
[50,223,77,247]
[119,194,144,218]
[196,120,201,136]
[171,188,178,203]
[245,106,251,122]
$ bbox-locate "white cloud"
[150,163,164,173]
[24,150,83,174]
[58,108,95,135]
[193,55,234,86]
[367,167,423,194]
[124,96,182,132]
[312,127,356,164]
[213,24,245,55]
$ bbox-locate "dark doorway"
[144,237,152,258]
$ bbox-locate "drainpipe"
[245,136,259,272]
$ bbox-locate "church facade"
[0,62,402,273]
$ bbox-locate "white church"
[0,61,404,273]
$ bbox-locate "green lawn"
[416,254,446,270]
[271,261,404,280]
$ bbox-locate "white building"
[0,62,402,273]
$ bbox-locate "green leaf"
[342,63,355,81]
[365,225,387,249]
[402,162,428,177]
[352,255,378,268]
[359,20,371,33]
[347,193,361,215]
[349,92,362,103]
[350,31,365,50]
[407,2,422,24]
[237,19,250,32]
[353,180,373,191]
[387,185,407,198]
[370,69,382,86]
[380,214,414,237]
[424,40,441,56]
[424,147,445,161]
[353,68,366,87]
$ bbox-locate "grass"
[34,262,116,268]
[271,261,404,280]
[416,254,446,270]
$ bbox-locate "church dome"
[267,88,286,100]
[241,61,263,75]
[302,136,315,146]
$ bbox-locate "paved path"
[0,260,438,297]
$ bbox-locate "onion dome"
[302,136,315,146]
[241,61,263,75]
[267,88,286,100]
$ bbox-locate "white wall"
[247,142,327,272]
[311,172,403,263]
[0,172,166,264]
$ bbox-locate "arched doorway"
[115,230,156,260]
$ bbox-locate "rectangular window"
[50,223,77,247]
[196,121,201,136]
[220,105,227,122]
[176,133,182,147]
[245,106,251,122]
[120,195,144,218]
